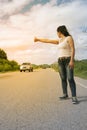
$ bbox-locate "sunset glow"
[0,0,87,64]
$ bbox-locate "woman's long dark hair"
[57,25,71,37]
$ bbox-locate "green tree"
[0,49,7,59]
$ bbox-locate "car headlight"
[20,66,23,69]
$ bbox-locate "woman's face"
[57,31,62,38]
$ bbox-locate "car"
[20,63,33,72]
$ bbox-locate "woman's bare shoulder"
[67,36,74,42]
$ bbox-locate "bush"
[3,64,12,71]
[9,60,19,70]
[0,65,4,72]
[0,49,7,59]
[0,59,19,72]
[0,49,19,72]
[32,64,40,69]
[39,64,50,69]
[51,62,59,72]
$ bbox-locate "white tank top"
[58,37,71,58]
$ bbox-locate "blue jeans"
[58,57,76,97]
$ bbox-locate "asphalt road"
[0,69,87,130]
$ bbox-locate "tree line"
[0,49,19,72]
[0,48,87,79]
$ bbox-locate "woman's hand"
[34,37,39,42]
[69,61,74,69]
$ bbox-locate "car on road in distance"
[20,63,33,72]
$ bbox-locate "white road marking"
[76,81,87,89]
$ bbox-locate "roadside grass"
[74,71,87,79]
[74,60,87,79]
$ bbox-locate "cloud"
[0,0,87,64]
[0,0,34,19]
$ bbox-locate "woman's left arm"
[68,36,75,69]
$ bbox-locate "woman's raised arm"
[34,37,59,45]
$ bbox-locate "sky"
[0,0,87,65]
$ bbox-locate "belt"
[58,57,71,60]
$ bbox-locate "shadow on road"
[78,96,87,103]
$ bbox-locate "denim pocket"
[66,58,70,66]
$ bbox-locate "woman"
[34,25,78,104]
